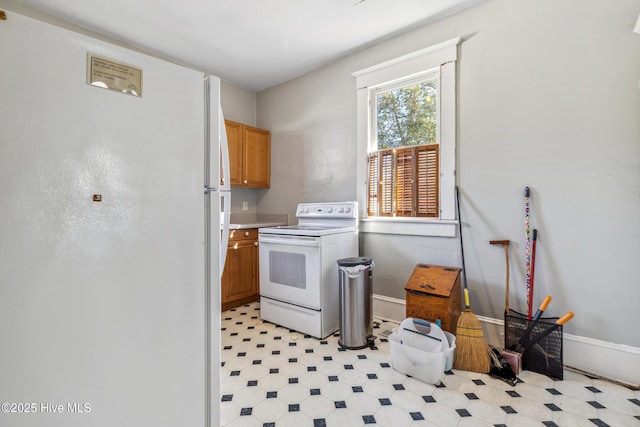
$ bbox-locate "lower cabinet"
[221,228,259,311]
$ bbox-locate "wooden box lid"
[404,264,461,297]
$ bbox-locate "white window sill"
[359,217,457,237]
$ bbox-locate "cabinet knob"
[244,231,250,237]
[244,179,248,184]
[254,242,258,246]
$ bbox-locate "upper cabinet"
[224,120,271,188]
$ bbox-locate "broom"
[452,187,491,373]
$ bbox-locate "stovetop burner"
[259,224,356,237]
[259,202,358,237]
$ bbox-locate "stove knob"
[298,207,304,214]
[345,207,351,213]
[305,208,310,213]
[339,208,344,213]
[327,207,333,213]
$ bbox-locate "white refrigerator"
[0,8,230,427]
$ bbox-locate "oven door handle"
[258,234,320,247]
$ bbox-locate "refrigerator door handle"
[220,191,231,275]
[219,106,231,192]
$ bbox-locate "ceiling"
[15,0,483,92]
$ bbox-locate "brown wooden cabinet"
[221,228,260,311]
[224,120,270,188]
[404,264,461,333]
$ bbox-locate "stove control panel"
[296,202,357,218]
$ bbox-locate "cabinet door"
[224,120,244,186]
[221,239,259,311]
[243,125,271,188]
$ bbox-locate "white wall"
[257,0,640,352]
[221,80,256,126]
[220,80,262,214]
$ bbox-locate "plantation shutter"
[368,145,438,217]
[395,147,414,217]
[368,150,393,216]
[416,145,439,217]
[378,149,393,216]
[367,153,379,216]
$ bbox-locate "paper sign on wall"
[87,54,142,97]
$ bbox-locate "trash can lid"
[337,257,373,267]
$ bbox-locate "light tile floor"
[220,302,640,426]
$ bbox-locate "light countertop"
[227,213,288,230]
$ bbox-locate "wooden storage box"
[405,264,461,333]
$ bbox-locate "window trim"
[353,37,460,237]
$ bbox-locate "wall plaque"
[87,54,142,97]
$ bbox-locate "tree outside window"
[376,80,437,149]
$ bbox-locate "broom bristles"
[453,309,491,373]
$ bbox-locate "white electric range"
[258,202,358,338]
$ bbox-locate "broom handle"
[529,229,538,319]
[489,240,510,314]
[525,187,532,319]
[455,187,468,293]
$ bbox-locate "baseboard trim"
[372,294,640,388]
[372,293,407,323]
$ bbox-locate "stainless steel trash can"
[337,257,375,349]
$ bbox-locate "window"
[368,75,439,218]
[353,38,460,237]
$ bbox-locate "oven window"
[269,251,306,289]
